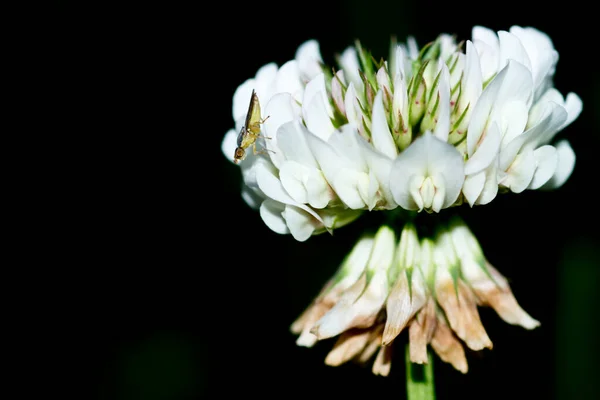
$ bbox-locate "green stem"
[405,345,436,400]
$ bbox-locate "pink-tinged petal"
[276,120,317,168]
[371,90,398,159]
[462,171,486,207]
[498,31,532,75]
[222,129,238,163]
[282,205,320,242]
[464,122,501,175]
[232,79,256,121]
[502,148,536,193]
[542,140,575,190]
[528,145,558,190]
[259,199,289,235]
[433,61,451,143]
[276,60,303,102]
[264,93,301,168]
[295,40,323,82]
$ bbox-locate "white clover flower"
[221,25,580,380]
[222,26,580,241]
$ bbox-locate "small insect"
[233,89,271,164]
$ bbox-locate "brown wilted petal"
[372,344,393,376]
[356,324,385,364]
[436,279,493,351]
[430,316,468,374]
[382,268,427,345]
[470,263,540,330]
[312,270,389,340]
[325,328,372,367]
[409,298,438,364]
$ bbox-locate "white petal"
[475,159,499,205]
[390,132,465,210]
[276,120,317,168]
[241,186,264,209]
[499,100,529,148]
[464,122,501,175]
[563,92,583,128]
[472,26,499,50]
[282,205,319,242]
[254,63,278,102]
[462,171,485,207]
[331,70,346,115]
[528,145,558,190]
[333,168,369,209]
[255,162,325,224]
[264,93,300,168]
[279,161,310,204]
[260,199,290,234]
[460,41,483,113]
[305,169,332,209]
[304,90,335,141]
[472,26,500,82]
[502,149,536,193]
[406,36,419,59]
[371,90,398,159]
[357,137,397,209]
[467,63,507,156]
[542,140,575,190]
[295,40,323,82]
[339,47,364,93]
[232,79,256,122]
[498,31,532,74]
[433,61,451,142]
[499,102,567,171]
[276,60,303,103]
[222,129,238,163]
[328,124,367,171]
[344,83,359,126]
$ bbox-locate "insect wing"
[245,90,262,135]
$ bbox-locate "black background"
[55,1,600,399]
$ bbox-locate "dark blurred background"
[57,1,599,399]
